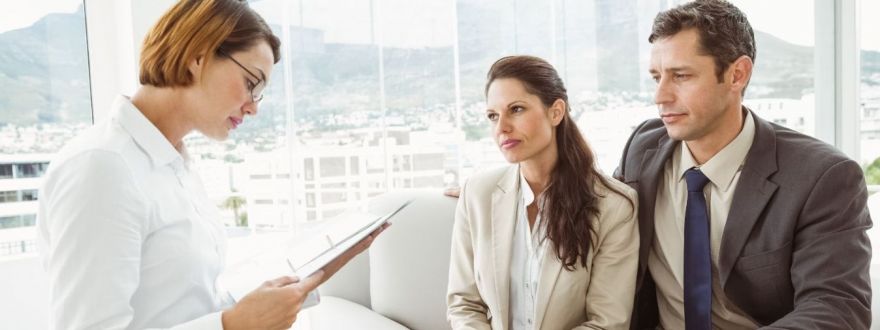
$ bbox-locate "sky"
[0,0,877,51]
[731,0,815,46]
[0,0,81,34]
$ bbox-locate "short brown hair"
[649,0,755,85]
[139,0,281,87]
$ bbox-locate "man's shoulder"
[626,118,668,152]
[765,121,853,172]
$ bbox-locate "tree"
[865,156,880,185]
[238,212,248,227]
[221,195,247,227]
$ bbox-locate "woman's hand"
[320,223,391,281]
[222,223,391,329]
[221,271,325,330]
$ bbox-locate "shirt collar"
[112,95,183,168]
[676,109,756,192]
[519,169,536,207]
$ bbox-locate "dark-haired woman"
[36,1,384,329]
[446,55,638,329]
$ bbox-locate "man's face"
[649,28,738,143]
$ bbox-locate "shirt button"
[528,319,532,324]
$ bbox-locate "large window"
[861,0,880,187]
[0,1,90,248]
[730,0,816,136]
[210,0,829,233]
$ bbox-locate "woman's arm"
[40,150,179,329]
[446,181,492,330]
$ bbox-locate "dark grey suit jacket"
[614,110,872,329]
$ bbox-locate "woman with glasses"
[36,1,385,329]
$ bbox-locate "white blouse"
[509,171,546,330]
[38,96,230,329]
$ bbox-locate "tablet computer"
[222,200,411,304]
[286,200,411,278]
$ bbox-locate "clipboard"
[221,200,411,304]
[286,200,411,278]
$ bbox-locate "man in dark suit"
[614,0,872,329]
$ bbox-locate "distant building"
[243,128,449,229]
[860,87,880,164]
[0,154,50,256]
[746,96,815,135]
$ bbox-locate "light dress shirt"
[509,170,546,330]
[38,96,231,329]
[650,111,758,329]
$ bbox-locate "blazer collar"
[491,165,519,329]
[637,130,678,281]
[718,110,779,285]
[493,164,567,329]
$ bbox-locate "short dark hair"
[649,0,755,86]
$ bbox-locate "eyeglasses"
[217,49,265,104]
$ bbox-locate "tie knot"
[684,168,710,193]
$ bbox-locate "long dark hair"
[486,55,635,271]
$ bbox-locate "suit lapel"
[638,135,678,279]
[491,165,519,329]
[719,112,779,286]
[534,242,563,329]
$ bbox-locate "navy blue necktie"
[684,168,711,330]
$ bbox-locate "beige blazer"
[447,165,639,330]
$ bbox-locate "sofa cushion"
[302,296,407,330]
[367,190,457,330]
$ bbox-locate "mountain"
[751,31,815,98]
[0,5,91,126]
[0,6,877,128]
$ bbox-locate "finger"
[372,222,391,236]
[265,275,299,287]
[443,187,461,198]
[296,270,326,292]
[357,232,376,249]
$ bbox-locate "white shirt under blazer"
[447,165,640,330]
[38,96,230,329]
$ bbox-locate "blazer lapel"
[719,112,779,286]
[534,243,563,329]
[637,135,678,279]
[491,165,519,329]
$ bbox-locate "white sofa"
[301,190,880,330]
[303,189,458,330]
[5,190,878,329]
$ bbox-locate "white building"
[0,154,51,257]
[243,128,452,229]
